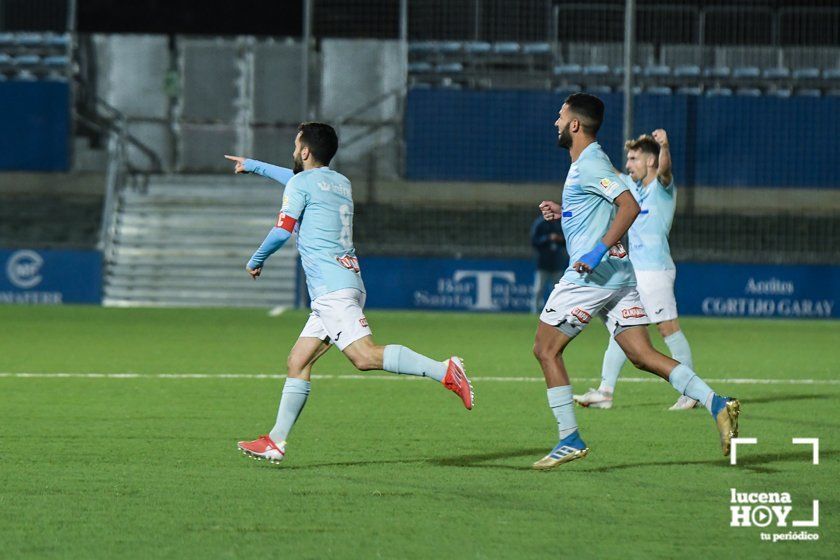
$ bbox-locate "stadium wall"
[405,89,840,189]
[361,256,838,318]
[0,82,71,172]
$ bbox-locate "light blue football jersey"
[623,174,676,271]
[560,142,636,289]
[279,167,365,300]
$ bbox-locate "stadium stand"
[408,41,840,96]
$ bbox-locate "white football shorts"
[634,269,679,323]
[300,288,372,351]
[539,280,650,338]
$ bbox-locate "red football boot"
[237,434,286,464]
[443,356,475,410]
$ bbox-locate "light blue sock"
[668,364,714,413]
[598,337,627,395]
[269,377,310,443]
[382,344,447,382]
[664,330,694,370]
[547,385,578,439]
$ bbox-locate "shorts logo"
[608,242,627,258]
[359,317,369,328]
[621,306,647,319]
[571,307,591,324]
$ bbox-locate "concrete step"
[103,175,298,308]
[104,286,295,304]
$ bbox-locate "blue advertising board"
[361,256,838,318]
[675,262,837,319]
[362,256,536,312]
[0,249,102,304]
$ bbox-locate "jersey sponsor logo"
[359,317,369,328]
[571,307,591,324]
[599,177,620,196]
[621,306,647,319]
[608,242,627,259]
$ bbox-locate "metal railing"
[76,95,162,260]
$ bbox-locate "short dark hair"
[298,122,339,165]
[625,134,660,166]
[564,93,605,135]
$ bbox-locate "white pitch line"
[0,372,838,385]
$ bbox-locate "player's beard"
[557,122,573,150]
[293,154,304,174]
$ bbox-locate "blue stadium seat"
[792,68,820,80]
[647,86,672,95]
[410,82,433,89]
[408,62,433,73]
[613,64,641,75]
[762,67,790,79]
[0,33,14,48]
[46,34,70,49]
[553,63,582,76]
[735,87,762,97]
[42,55,70,68]
[0,53,13,69]
[706,88,733,96]
[409,42,436,54]
[795,88,822,97]
[493,42,521,54]
[827,89,840,96]
[464,42,492,54]
[439,80,462,90]
[522,42,551,55]
[676,86,703,95]
[704,66,731,78]
[587,85,612,94]
[673,65,701,78]
[437,41,463,54]
[434,62,463,73]
[732,66,761,79]
[14,54,40,67]
[823,68,840,80]
[770,88,792,98]
[44,72,68,83]
[554,84,582,94]
[16,33,46,47]
[582,64,610,76]
[643,64,671,77]
[12,70,37,81]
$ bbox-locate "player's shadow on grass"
[283,448,546,471]
[586,449,837,475]
[428,448,547,470]
[739,393,831,405]
[280,447,835,473]
[614,393,831,411]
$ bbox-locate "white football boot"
[573,388,613,409]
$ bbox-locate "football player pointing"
[531,94,740,470]
[229,123,474,465]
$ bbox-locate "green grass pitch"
[1,305,837,558]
